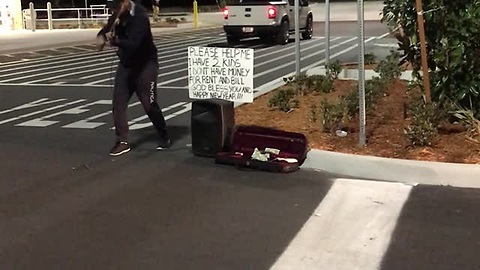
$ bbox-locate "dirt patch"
[235,77,480,164]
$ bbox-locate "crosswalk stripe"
[270,178,412,270]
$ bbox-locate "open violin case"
[215,125,309,173]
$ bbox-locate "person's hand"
[96,34,107,51]
[105,32,119,47]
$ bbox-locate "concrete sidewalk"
[0,29,102,54]
[310,1,384,22]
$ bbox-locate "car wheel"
[276,20,289,45]
[302,16,313,40]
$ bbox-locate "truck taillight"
[223,8,229,19]
[267,6,276,19]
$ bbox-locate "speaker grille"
[191,99,235,157]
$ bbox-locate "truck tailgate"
[225,1,286,26]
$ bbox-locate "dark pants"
[113,60,167,142]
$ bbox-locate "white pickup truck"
[222,0,313,45]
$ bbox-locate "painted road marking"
[269,178,412,270]
[128,102,189,130]
[0,98,67,115]
[0,30,224,70]
[0,98,190,130]
[62,101,142,129]
[0,99,86,125]
[16,100,113,128]
[0,36,225,83]
[158,37,330,87]
[79,40,271,85]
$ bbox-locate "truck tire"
[275,20,290,45]
[302,16,313,40]
[227,35,240,45]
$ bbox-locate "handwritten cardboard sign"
[188,46,254,103]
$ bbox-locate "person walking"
[97,0,171,156]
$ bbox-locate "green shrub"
[325,60,342,79]
[283,73,334,95]
[364,53,377,65]
[451,106,480,140]
[374,50,403,82]
[320,98,346,133]
[268,89,298,112]
[308,75,334,94]
[344,76,388,118]
[309,104,319,123]
[405,98,438,147]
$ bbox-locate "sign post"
[294,0,300,77]
[325,0,330,65]
[357,0,366,146]
[187,46,254,103]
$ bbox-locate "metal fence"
[23,2,111,31]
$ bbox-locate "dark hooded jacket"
[98,2,157,70]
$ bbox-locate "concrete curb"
[301,150,480,189]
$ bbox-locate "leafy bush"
[309,104,319,122]
[451,106,480,141]
[364,53,377,65]
[404,97,439,146]
[381,0,480,118]
[374,50,403,82]
[343,76,388,118]
[320,98,346,133]
[309,75,334,94]
[325,60,342,79]
[283,73,334,95]
[268,89,298,112]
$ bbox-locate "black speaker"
[191,99,235,158]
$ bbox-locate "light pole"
[325,0,330,65]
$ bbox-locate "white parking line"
[0,35,223,80]
[83,41,272,85]
[62,101,142,129]
[0,35,224,74]
[0,99,86,125]
[158,37,340,87]
[0,27,223,69]
[269,178,412,270]
[0,82,187,89]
